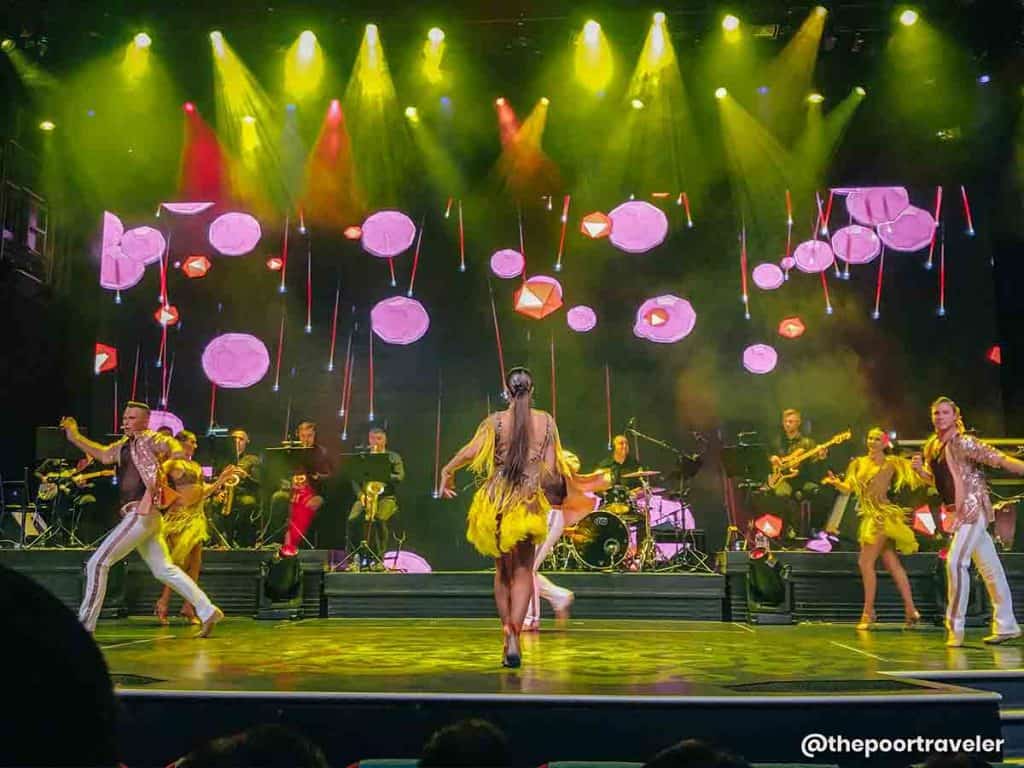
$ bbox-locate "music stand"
[334,453,393,572]
[261,446,315,548]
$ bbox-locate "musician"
[60,403,223,637]
[914,396,1024,647]
[768,409,827,537]
[216,429,262,547]
[33,456,103,545]
[347,427,405,559]
[280,421,332,556]
[597,435,641,488]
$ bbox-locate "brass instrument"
[767,429,852,489]
[362,480,386,522]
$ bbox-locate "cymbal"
[622,469,661,479]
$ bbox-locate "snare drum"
[567,510,629,569]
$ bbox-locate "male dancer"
[913,397,1024,647]
[61,403,223,637]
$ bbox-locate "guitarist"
[768,409,829,537]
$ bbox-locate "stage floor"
[98,616,1021,698]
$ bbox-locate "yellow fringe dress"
[465,412,570,558]
[161,459,209,564]
[842,455,921,554]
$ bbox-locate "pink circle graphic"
[779,256,796,271]
[371,296,431,345]
[102,211,124,248]
[845,187,910,227]
[121,226,166,265]
[633,295,697,344]
[490,249,524,279]
[201,333,270,389]
[793,240,835,273]
[161,202,215,215]
[608,201,669,254]
[743,344,778,374]
[877,206,936,252]
[100,246,145,290]
[382,550,432,573]
[567,305,598,333]
[361,210,417,258]
[752,263,785,291]
[831,225,881,264]
[209,212,262,256]
[148,410,185,436]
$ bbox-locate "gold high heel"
[856,611,876,631]
[904,610,921,630]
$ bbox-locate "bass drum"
[567,510,629,570]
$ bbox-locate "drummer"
[596,435,642,488]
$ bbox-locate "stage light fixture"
[298,30,317,61]
[757,85,769,94]
[653,12,666,25]
[583,20,601,46]
[495,96,506,106]
[631,98,645,109]
[0,39,14,53]
[366,24,379,46]
[722,14,740,32]
[807,92,824,103]
[404,106,419,121]
[183,101,196,113]
[814,5,828,16]
[715,87,728,99]
[428,27,445,44]
[854,86,867,96]
[242,114,256,124]
[540,96,550,106]
[899,9,919,26]
[978,74,991,85]
[39,120,55,132]
[210,30,225,57]
[133,32,152,48]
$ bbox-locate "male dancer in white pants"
[525,452,610,631]
[913,397,1024,647]
[61,403,224,637]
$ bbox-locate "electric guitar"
[38,470,115,500]
[767,429,852,489]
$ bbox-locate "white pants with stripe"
[79,506,216,632]
[527,508,572,623]
[946,517,1019,636]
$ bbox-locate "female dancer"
[155,431,236,625]
[439,367,570,667]
[524,451,610,631]
[822,427,922,630]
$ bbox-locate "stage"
[4,547,1024,766]
[101,617,1013,767]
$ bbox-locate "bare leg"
[180,545,203,622]
[155,533,178,624]
[508,540,536,631]
[858,536,886,624]
[880,545,917,619]
[493,557,511,627]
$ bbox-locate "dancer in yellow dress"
[439,367,571,667]
[155,431,237,625]
[822,427,922,631]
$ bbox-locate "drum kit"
[559,469,706,572]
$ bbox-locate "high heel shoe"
[501,624,521,669]
[904,610,922,630]
[154,601,169,626]
[180,605,200,626]
[856,611,876,631]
